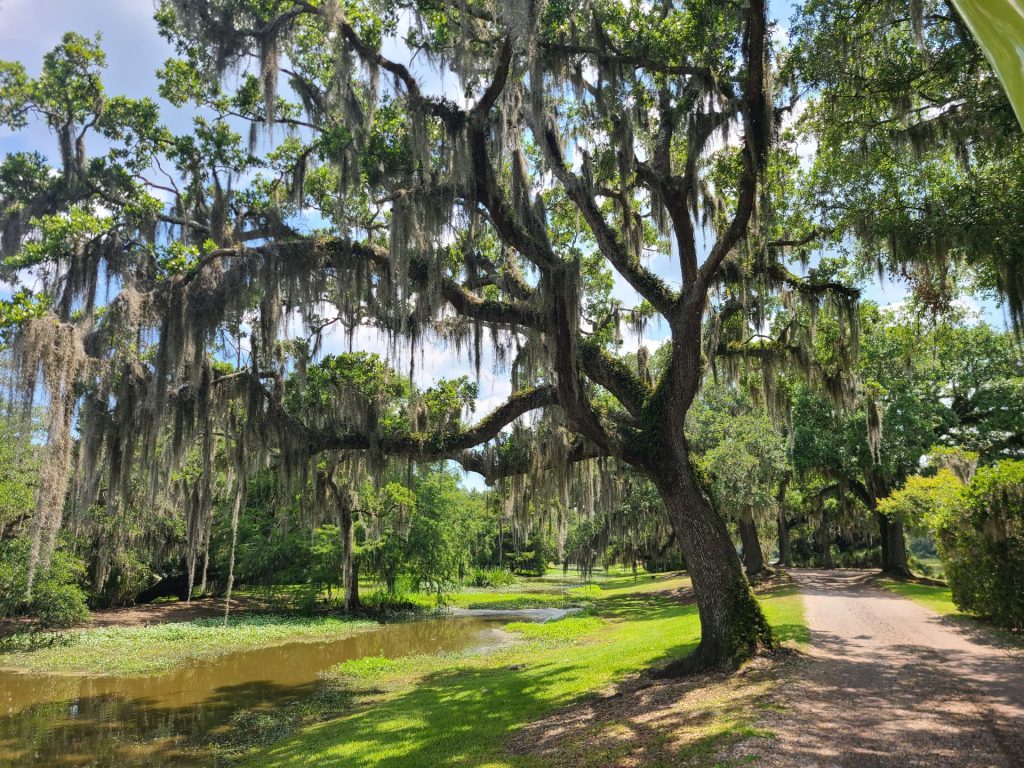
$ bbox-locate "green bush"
[942,462,1024,629]
[944,535,1024,628]
[883,460,1024,629]
[832,547,881,569]
[0,538,90,630]
[28,579,89,629]
[466,567,518,588]
[360,587,421,615]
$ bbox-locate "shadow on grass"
[254,600,708,767]
[255,645,702,768]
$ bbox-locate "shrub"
[884,460,1024,629]
[832,546,881,569]
[942,461,1024,629]
[360,588,421,615]
[0,538,90,630]
[466,567,518,588]
[28,579,89,629]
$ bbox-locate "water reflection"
[0,616,510,767]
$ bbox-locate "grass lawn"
[912,555,945,579]
[0,614,377,676]
[877,579,959,616]
[404,585,599,611]
[241,574,806,768]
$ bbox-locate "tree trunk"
[339,503,360,612]
[776,509,792,567]
[818,520,833,569]
[877,512,912,578]
[652,451,772,674]
[347,558,361,610]
[738,507,766,579]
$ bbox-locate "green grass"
[877,579,959,616]
[238,573,804,768]
[759,583,810,646]
[408,589,591,611]
[0,614,376,676]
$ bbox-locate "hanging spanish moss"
[14,315,89,593]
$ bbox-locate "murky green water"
[0,616,511,767]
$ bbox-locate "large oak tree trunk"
[652,449,772,674]
[738,507,766,579]
[877,512,912,578]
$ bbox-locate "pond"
[0,613,525,766]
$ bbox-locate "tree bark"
[818,520,833,569]
[776,509,792,567]
[738,507,767,579]
[652,449,772,674]
[339,502,360,612]
[877,512,912,578]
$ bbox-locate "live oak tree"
[790,0,1024,325]
[789,303,1024,575]
[0,0,876,669]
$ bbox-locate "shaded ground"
[506,579,801,768]
[81,595,268,628]
[512,569,1024,768]
[732,569,1024,768]
[0,595,266,638]
[508,656,781,767]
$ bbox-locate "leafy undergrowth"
[0,614,376,676]
[230,573,804,768]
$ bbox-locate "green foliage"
[0,415,86,630]
[791,0,1024,322]
[0,416,38,536]
[398,468,483,592]
[210,472,338,603]
[945,461,1024,629]
[504,535,554,576]
[465,567,518,588]
[883,459,1024,629]
[688,386,789,516]
[0,32,106,132]
[878,469,966,530]
[0,290,50,347]
[0,538,89,630]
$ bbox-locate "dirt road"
[763,569,1024,767]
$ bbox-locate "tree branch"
[534,121,677,315]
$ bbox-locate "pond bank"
[242,574,807,768]
[0,613,522,767]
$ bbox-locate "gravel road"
[763,569,1024,767]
